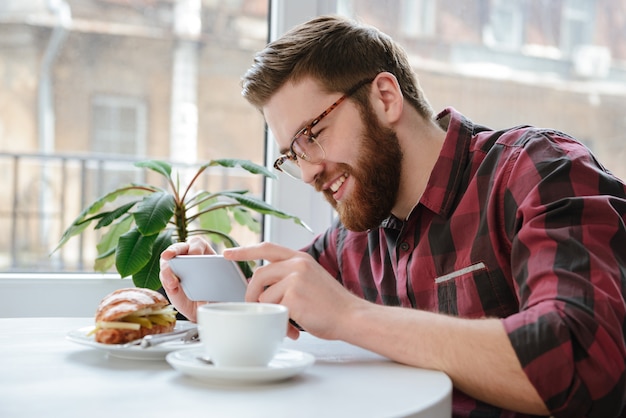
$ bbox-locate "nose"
[299,159,324,185]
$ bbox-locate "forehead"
[262,77,334,147]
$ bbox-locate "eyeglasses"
[273,78,374,180]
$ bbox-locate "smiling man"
[160,15,626,417]
[264,75,415,232]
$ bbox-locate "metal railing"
[0,152,263,273]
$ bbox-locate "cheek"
[318,136,351,165]
[322,107,365,161]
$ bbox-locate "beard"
[315,102,402,232]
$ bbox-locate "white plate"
[66,321,199,360]
[166,348,315,383]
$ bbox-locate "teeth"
[330,174,347,193]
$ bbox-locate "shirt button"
[400,242,410,251]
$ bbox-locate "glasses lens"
[276,158,302,179]
[292,132,324,164]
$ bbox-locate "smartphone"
[168,255,248,302]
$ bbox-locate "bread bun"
[93,288,176,344]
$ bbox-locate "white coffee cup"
[197,302,288,367]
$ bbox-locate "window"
[561,0,594,54]
[90,95,147,196]
[92,96,146,157]
[0,0,270,271]
[1,0,625,273]
[400,0,436,38]
[484,0,524,49]
[269,0,626,250]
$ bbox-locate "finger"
[252,281,302,339]
[160,238,214,288]
[159,260,180,292]
[187,236,215,255]
[244,263,289,302]
[287,323,300,340]
[223,242,296,263]
[160,242,190,259]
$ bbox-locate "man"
[160,15,626,417]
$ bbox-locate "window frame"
[263,0,339,249]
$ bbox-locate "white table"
[0,318,452,418]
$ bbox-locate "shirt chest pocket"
[435,262,517,318]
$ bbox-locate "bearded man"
[160,15,626,417]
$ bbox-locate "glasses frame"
[273,77,374,179]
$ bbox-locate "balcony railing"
[0,152,263,273]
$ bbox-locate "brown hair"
[241,15,434,119]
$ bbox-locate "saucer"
[166,348,315,383]
[66,321,199,360]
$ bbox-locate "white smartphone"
[168,255,248,302]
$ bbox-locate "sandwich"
[92,287,177,344]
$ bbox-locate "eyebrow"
[278,89,347,157]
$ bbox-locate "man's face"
[264,78,402,232]
[314,99,401,231]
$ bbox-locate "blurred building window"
[92,95,146,157]
[485,0,523,49]
[561,0,594,54]
[400,0,436,38]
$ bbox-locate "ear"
[370,72,403,124]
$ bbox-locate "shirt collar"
[375,107,475,230]
[419,107,474,217]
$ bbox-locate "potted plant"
[52,159,309,290]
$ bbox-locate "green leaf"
[208,158,276,179]
[186,189,247,207]
[115,228,158,277]
[135,160,172,180]
[133,192,176,236]
[51,221,92,255]
[94,201,138,229]
[198,208,231,246]
[197,196,232,234]
[96,215,134,256]
[51,184,155,253]
[220,192,312,232]
[237,261,254,279]
[132,230,174,290]
[231,207,261,233]
[78,184,157,220]
[94,248,116,272]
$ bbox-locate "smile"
[330,173,348,193]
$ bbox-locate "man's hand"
[223,242,363,340]
[159,236,215,322]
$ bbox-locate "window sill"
[0,273,133,318]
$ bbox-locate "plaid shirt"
[304,108,626,417]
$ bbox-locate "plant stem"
[174,202,188,243]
